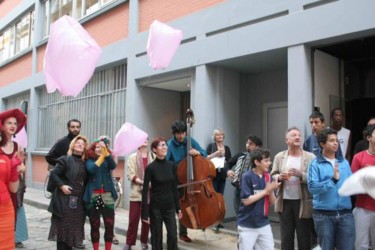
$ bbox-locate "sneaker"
[112,235,119,245]
[75,243,85,249]
[123,245,131,250]
[141,243,148,249]
[15,242,24,248]
[179,235,192,243]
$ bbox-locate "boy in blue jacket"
[307,128,354,250]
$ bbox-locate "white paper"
[210,157,225,169]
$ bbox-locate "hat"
[0,108,27,134]
[338,166,375,199]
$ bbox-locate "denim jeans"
[313,212,355,250]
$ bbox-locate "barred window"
[38,63,127,149]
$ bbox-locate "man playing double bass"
[166,120,207,243]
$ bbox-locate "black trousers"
[150,208,178,250]
[57,241,72,250]
[279,199,312,250]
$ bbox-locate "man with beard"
[46,119,81,169]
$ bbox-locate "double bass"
[177,109,226,229]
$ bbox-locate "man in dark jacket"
[224,134,262,215]
[46,119,81,168]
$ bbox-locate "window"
[15,11,34,54]
[0,11,34,64]
[42,0,116,38]
[38,63,127,149]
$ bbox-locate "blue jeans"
[312,212,355,250]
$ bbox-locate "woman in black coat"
[47,135,89,250]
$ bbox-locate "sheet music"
[210,157,225,169]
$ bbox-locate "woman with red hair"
[0,127,19,249]
[83,137,117,250]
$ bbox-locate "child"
[237,148,280,250]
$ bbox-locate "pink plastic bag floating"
[43,15,102,97]
[13,127,28,148]
[147,20,183,70]
[112,122,148,157]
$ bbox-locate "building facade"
[1,0,375,218]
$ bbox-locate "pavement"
[22,188,240,249]
[22,188,320,250]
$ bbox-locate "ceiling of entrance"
[147,48,287,92]
[317,35,375,67]
[148,77,191,92]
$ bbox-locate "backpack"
[231,152,252,188]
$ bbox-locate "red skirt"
[0,200,15,250]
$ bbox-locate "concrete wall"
[239,70,288,147]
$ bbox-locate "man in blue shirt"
[166,120,207,243]
[307,128,354,250]
[303,111,325,156]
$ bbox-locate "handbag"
[16,173,26,207]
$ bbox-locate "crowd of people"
[0,106,374,250]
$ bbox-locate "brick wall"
[0,0,22,19]
[83,3,129,47]
[139,0,224,32]
[0,53,32,86]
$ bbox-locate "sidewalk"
[24,188,239,250]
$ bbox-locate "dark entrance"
[318,35,375,157]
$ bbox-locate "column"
[288,45,313,138]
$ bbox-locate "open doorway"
[316,35,375,156]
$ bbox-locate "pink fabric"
[147,20,183,70]
[13,127,27,148]
[43,15,102,97]
[112,123,148,157]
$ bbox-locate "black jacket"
[45,133,76,167]
[47,155,83,217]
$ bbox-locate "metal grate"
[38,63,127,149]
